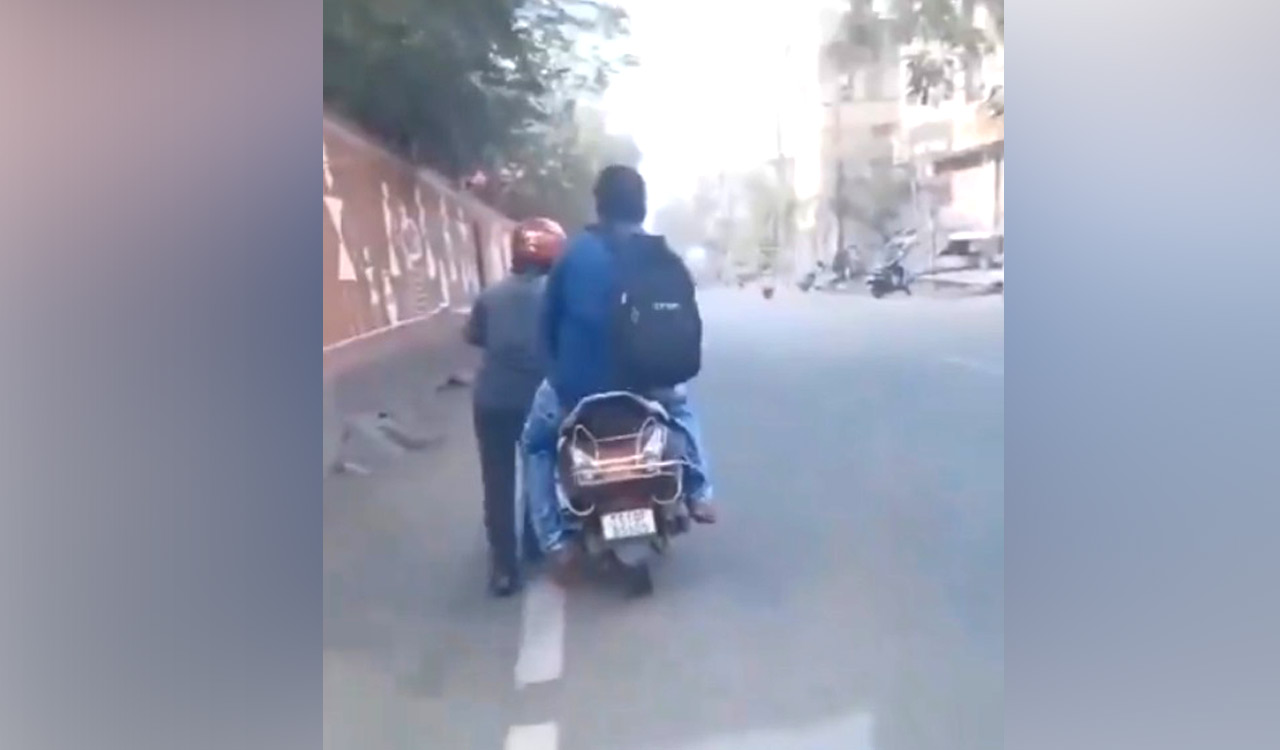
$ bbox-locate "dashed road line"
[505,722,559,750]
[514,576,567,688]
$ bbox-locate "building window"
[851,70,868,100]
[836,73,854,103]
[882,65,900,99]
[963,60,985,102]
[864,67,885,101]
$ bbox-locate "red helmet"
[511,217,567,272]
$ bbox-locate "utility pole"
[770,41,794,281]
[833,93,845,265]
[922,156,937,269]
[906,159,925,272]
[903,153,937,271]
[827,71,854,269]
[834,161,845,262]
[718,169,736,279]
[774,113,786,260]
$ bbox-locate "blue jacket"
[540,224,638,406]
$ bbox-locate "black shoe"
[488,565,521,598]
[689,499,718,524]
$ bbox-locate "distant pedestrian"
[832,246,851,280]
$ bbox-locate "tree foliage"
[825,0,1002,108]
[324,0,639,220]
[652,166,825,278]
[837,166,914,244]
[651,176,735,271]
[985,0,1004,40]
[652,197,708,253]
[496,106,642,230]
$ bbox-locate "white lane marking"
[942,356,1003,377]
[505,722,559,750]
[514,576,567,687]
[640,712,874,750]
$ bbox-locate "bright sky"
[601,0,828,209]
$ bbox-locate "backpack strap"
[590,225,646,295]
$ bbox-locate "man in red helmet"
[464,217,566,596]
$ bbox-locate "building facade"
[922,37,1003,240]
[815,2,907,264]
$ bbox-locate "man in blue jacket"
[521,166,716,579]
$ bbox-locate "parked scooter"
[799,260,852,293]
[866,233,916,298]
[866,258,911,297]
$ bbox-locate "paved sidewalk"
[917,268,1003,287]
[323,386,522,750]
[326,314,480,474]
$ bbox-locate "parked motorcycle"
[866,237,915,298]
[865,259,911,298]
[799,264,850,293]
[556,391,693,596]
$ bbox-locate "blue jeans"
[521,380,713,553]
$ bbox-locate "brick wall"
[322,115,515,377]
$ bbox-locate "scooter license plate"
[601,508,657,541]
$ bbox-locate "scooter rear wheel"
[622,561,654,597]
[609,542,656,597]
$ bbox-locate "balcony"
[827,97,900,128]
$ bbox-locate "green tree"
[323,0,639,211]
[735,168,794,274]
[841,166,913,245]
[651,200,705,252]
[651,177,724,252]
[825,0,1002,108]
[497,105,642,230]
[652,170,810,278]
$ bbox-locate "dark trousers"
[473,404,534,573]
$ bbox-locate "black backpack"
[592,227,703,391]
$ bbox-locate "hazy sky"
[601,0,826,208]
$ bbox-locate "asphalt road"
[323,287,1004,750]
